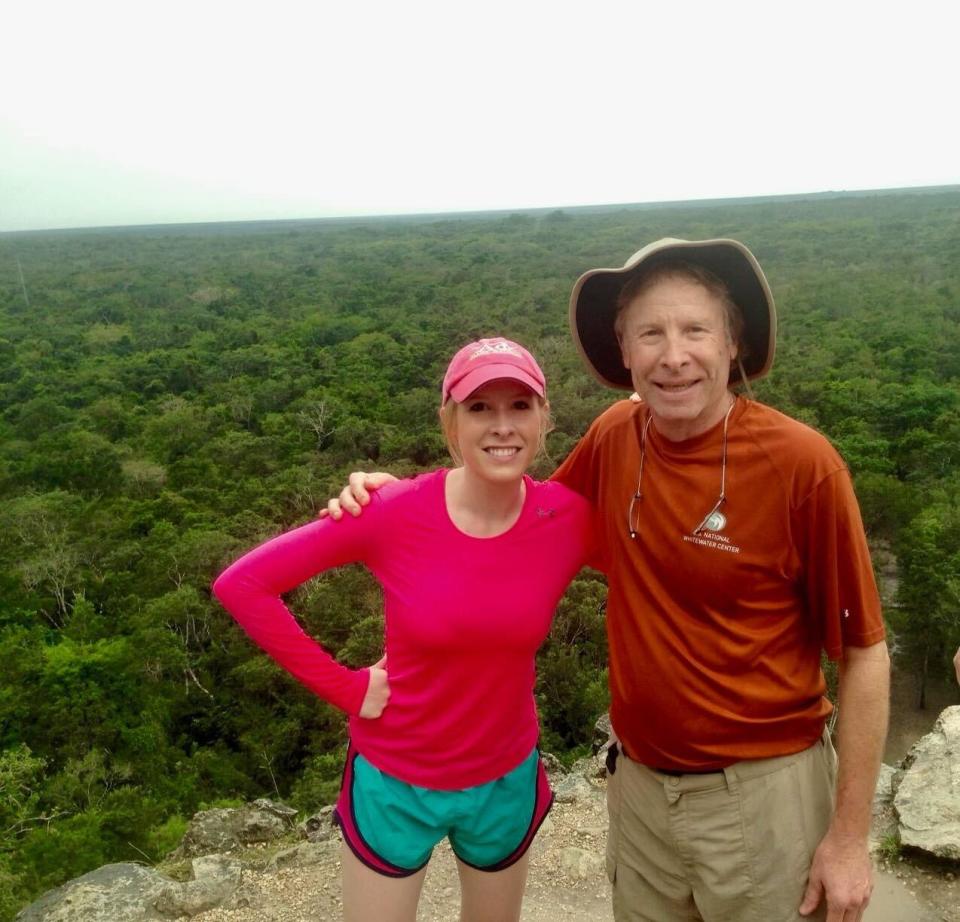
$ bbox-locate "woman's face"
[450,379,543,483]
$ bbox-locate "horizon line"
[3,182,959,237]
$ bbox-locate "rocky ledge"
[16,707,960,921]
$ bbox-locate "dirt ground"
[191,776,958,922]
[189,662,960,921]
[884,665,959,765]
[189,793,617,922]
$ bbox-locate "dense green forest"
[2,190,960,918]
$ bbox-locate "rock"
[270,842,331,870]
[299,805,335,843]
[559,846,603,880]
[869,763,900,851]
[874,763,897,814]
[540,752,566,778]
[894,705,960,860]
[177,799,297,857]
[570,754,607,781]
[176,809,239,856]
[592,713,613,754]
[15,863,169,922]
[554,773,599,804]
[242,798,297,839]
[154,854,241,916]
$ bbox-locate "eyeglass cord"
[628,398,736,540]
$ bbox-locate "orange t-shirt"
[553,397,885,771]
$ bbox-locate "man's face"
[618,275,737,442]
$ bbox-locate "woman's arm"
[213,517,381,716]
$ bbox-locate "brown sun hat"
[569,237,777,390]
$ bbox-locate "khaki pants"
[606,732,837,922]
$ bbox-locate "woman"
[213,337,594,922]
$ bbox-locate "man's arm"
[322,472,397,519]
[325,397,630,516]
[799,639,890,921]
[954,646,960,684]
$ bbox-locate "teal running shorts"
[333,745,553,877]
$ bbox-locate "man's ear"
[618,332,631,372]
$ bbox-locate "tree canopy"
[1,188,959,918]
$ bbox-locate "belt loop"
[664,780,682,805]
[722,764,739,795]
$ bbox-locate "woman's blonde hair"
[439,395,553,466]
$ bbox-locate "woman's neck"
[444,467,527,538]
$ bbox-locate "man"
[955,646,960,684]
[556,238,888,922]
[329,238,889,922]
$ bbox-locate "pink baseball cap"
[441,337,547,405]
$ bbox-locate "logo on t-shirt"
[682,516,741,554]
[702,511,726,532]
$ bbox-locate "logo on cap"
[470,341,522,360]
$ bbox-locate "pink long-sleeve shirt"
[213,469,593,789]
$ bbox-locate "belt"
[650,766,725,777]
[610,731,829,787]
[605,744,725,777]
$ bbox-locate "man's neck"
[652,392,736,443]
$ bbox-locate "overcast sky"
[1,0,956,233]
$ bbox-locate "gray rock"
[154,855,241,917]
[592,713,613,754]
[874,763,897,815]
[894,705,960,860]
[240,799,297,842]
[298,805,335,843]
[270,842,331,870]
[554,773,600,804]
[570,754,607,781]
[15,863,169,922]
[540,752,566,778]
[177,809,240,856]
[559,846,603,880]
[869,764,900,851]
[177,799,297,857]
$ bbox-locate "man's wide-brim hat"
[569,237,777,390]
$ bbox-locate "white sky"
[1,0,957,232]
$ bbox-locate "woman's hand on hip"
[359,655,390,718]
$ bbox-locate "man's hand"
[799,829,873,920]
[358,655,390,719]
[800,641,888,921]
[321,472,398,520]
